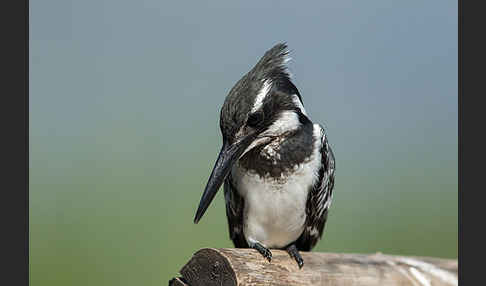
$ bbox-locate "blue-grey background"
[30,1,457,285]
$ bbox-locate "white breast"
[231,124,323,248]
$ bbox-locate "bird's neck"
[238,121,315,179]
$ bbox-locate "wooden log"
[171,248,457,286]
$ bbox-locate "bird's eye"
[247,111,264,128]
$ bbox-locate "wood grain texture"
[173,248,457,286]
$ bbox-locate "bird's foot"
[286,244,304,269]
[249,241,272,262]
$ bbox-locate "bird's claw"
[252,242,272,262]
[261,247,272,262]
[287,244,304,269]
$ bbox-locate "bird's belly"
[232,163,317,249]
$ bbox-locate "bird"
[193,43,336,269]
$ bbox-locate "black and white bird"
[194,43,335,268]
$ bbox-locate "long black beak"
[194,135,254,224]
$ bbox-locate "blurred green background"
[30,0,457,285]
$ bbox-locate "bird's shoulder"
[295,123,336,251]
[310,123,335,210]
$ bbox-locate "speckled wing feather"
[296,125,336,251]
[224,175,249,248]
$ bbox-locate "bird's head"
[194,43,309,223]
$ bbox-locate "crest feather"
[252,43,292,81]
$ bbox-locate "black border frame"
[2,0,28,285]
[459,0,484,285]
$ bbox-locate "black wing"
[223,175,249,248]
[296,125,336,251]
